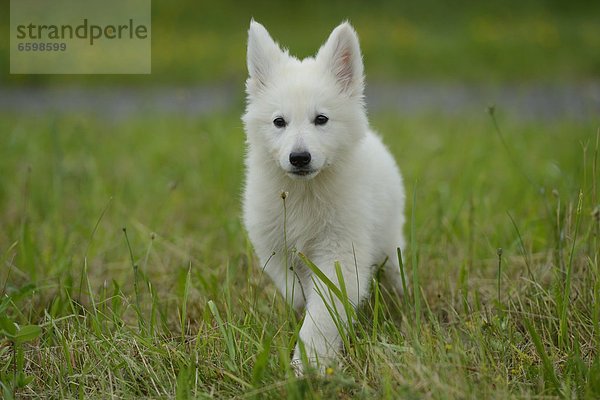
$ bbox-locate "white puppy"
[242,20,406,370]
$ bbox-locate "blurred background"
[2,0,599,118]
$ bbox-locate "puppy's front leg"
[293,289,345,369]
[291,254,369,373]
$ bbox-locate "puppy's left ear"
[316,22,364,96]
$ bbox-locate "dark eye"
[273,117,287,128]
[314,114,329,125]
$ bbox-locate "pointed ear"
[316,22,364,95]
[246,20,283,89]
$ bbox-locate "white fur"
[242,20,406,370]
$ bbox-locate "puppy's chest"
[263,195,336,250]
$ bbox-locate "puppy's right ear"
[247,20,282,90]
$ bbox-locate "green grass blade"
[506,211,535,282]
[559,190,583,350]
[523,316,561,394]
[334,261,358,345]
[208,300,235,365]
[497,248,503,322]
[0,241,18,299]
[122,227,145,333]
[14,325,42,343]
[181,264,191,344]
[297,252,343,301]
[372,277,380,342]
[251,334,272,386]
[411,181,421,340]
[397,247,413,323]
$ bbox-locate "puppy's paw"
[290,358,304,377]
[292,346,338,377]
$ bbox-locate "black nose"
[289,151,311,168]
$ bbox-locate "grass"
[0,109,599,398]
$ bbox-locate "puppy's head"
[242,20,368,179]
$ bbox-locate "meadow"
[2,0,600,398]
[1,108,598,398]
